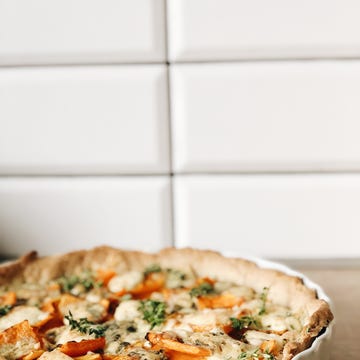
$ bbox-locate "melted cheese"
[239,298,263,312]
[244,330,283,347]
[182,330,247,358]
[0,264,307,360]
[261,306,302,332]
[180,309,230,329]
[61,300,106,323]
[55,327,94,345]
[108,271,144,293]
[165,268,196,289]
[0,341,40,360]
[166,291,194,313]
[0,306,48,332]
[114,300,141,322]
[182,310,217,328]
[39,350,73,360]
[104,319,151,355]
[226,285,255,301]
[124,348,167,360]
[261,313,289,332]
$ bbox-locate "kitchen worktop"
[285,261,360,360]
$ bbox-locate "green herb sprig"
[263,351,275,360]
[58,271,100,293]
[238,349,275,360]
[139,300,166,329]
[237,348,260,359]
[258,287,269,315]
[144,264,162,276]
[65,311,107,338]
[189,282,215,297]
[0,305,12,317]
[230,315,260,330]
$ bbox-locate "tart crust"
[0,246,333,360]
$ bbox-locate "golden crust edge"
[0,251,38,285]
[155,248,334,360]
[0,246,333,360]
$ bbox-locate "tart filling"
[0,247,333,360]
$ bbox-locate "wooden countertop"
[286,263,360,360]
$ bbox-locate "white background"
[1,0,360,258]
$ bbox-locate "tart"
[0,247,333,360]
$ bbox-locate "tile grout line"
[0,62,167,69]
[169,57,360,65]
[2,58,360,69]
[2,170,360,179]
[163,0,176,249]
[0,174,170,178]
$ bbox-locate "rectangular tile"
[174,175,360,258]
[168,0,360,61]
[0,177,171,257]
[171,62,360,172]
[0,0,165,64]
[0,66,169,174]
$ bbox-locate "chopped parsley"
[57,271,100,293]
[0,305,12,317]
[144,264,162,276]
[166,268,187,281]
[230,315,260,330]
[237,348,264,359]
[258,287,269,315]
[263,351,275,360]
[165,269,187,289]
[237,350,258,359]
[238,353,252,360]
[139,300,166,329]
[189,282,215,297]
[65,311,107,338]
[57,276,78,292]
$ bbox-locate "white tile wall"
[171,62,360,173]
[0,177,171,256]
[0,0,165,65]
[168,0,360,61]
[1,1,360,259]
[0,66,169,174]
[174,175,360,258]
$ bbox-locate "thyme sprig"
[139,300,166,329]
[0,305,12,317]
[57,271,100,293]
[258,287,269,315]
[230,315,260,330]
[65,311,107,338]
[144,264,162,276]
[189,282,215,297]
